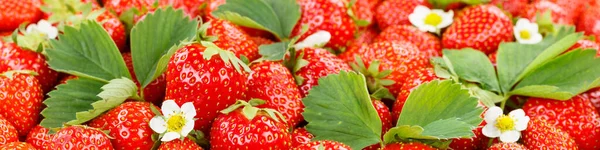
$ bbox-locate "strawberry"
[521,1,575,25]
[0,71,44,137]
[442,4,513,54]
[165,43,247,133]
[523,96,600,149]
[363,99,392,150]
[25,125,53,150]
[291,127,314,147]
[488,142,528,150]
[490,0,528,17]
[250,36,274,46]
[88,102,158,150]
[391,67,437,123]
[291,0,357,50]
[122,53,166,104]
[49,126,114,150]
[349,27,379,49]
[582,88,600,113]
[202,19,260,61]
[375,25,441,57]
[489,51,498,65]
[0,115,18,146]
[382,142,436,150]
[576,7,600,43]
[294,140,351,150]
[102,0,155,16]
[159,0,209,18]
[374,0,431,30]
[247,61,304,127]
[0,142,37,150]
[96,10,127,51]
[0,0,42,31]
[449,126,484,150]
[534,0,587,19]
[210,100,292,149]
[203,0,274,38]
[566,39,600,56]
[522,117,577,149]
[294,47,352,97]
[351,0,375,27]
[0,41,58,93]
[158,138,203,150]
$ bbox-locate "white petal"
[25,25,37,33]
[181,102,196,119]
[149,116,167,133]
[484,106,503,123]
[508,109,525,118]
[527,22,540,33]
[438,10,454,28]
[161,100,181,117]
[412,5,431,15]
[294,30,331,50]
[499,130,521,143]
[515,18,531,28]
[47,28,58,39]
[482,124,501,138]
[181,119,195,137]
[515,116,530,131]
[422,25,437,32]
[529,33,543,44]
[161,132,180,142]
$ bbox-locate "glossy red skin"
[250,36,274,46]
[294,140,351,150]
[0,115,18,146]
[577,8,600,44]
[247,61,304,127]
[50,126,114,150]
[295,47,352,97]
[523,96,600,149]
[158,138,203,150]
[165,43,247,133]
[352,0,375,27]
[363,100,392,150]
[0,142,37,150]
[0,73,43,137]
[25,125,53,150]
[159,0,208,18]
[488,51,498,65]
[382,142,437,150]
[97,10,127,52]
[88,102,158,150]
[210,110,292,149]
[391,67,437,124]
[291,128,314,147]
[491,0,528,17]
[582,88,600,113]
[449,125,484,150]
[533,0,588,19]
[442,5,514,54]
[566,39,600,56]
[0,0,42,31]
[375,0,431,30]
[488,143,528,150]
[123,53,166,104]
[522,117,577,150]
[291,0,357,50]
[349,27,379,49]
[0,41,58,93]
[375,25,441,57]
[102,0,155,16]
[206,19,260,61]
[522,1,575,25]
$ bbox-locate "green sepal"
[200,41,252,73]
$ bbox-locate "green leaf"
[443,49,500,92]
[40,78,104,128]
[46,20,130,82]
[428,0,489,9]
[259,42,288,61]
[431,57,453,79]
[467,84,504,107]
[130,7,199,88]
[303,71,382,149]
[212,0,300,40]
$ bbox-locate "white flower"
[294,30,331,50]
[149,100,196,142]
[25,20,58,39]
[408,5,453,33]
[513,18,543,44]
[482,106,530,143]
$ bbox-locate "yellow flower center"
[166,113,186,132]
[495,115,515,133]
[424,13,443,26]
[520,30,531,39]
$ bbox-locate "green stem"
[499,95,511,110]
[131,88,145,101]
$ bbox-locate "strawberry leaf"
[46,20,130,82]
[258,42,288,61]
[130,7,199,88]
[442,49,500,92]
[41,78,104,128]
[302,71,382,149]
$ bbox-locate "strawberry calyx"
[196,20,218,42]
[345,0,370,27]
[534,10,561,36]
[349,55,396,100]
[199,41,251,73]
[41,0,105,31]
[0,70,38,80]
[220,99,287,123]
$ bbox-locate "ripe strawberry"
[382,142,436,150]
[0,0,42,31]
[489,51,498,65]
[582,88,600,113]
[449,126,484,150]
[534,0,587,19]
[294,140,351,150]
[203,0,275,38]
[291,0,357,50]
[375,25,441,57]
[0,115,18,146]
[0,142,37,150]
[363,99,392,150]
[374,0,431,30]
[522,1,575,25]
[577,7,600,43]
[570,39,600,51]
[210,100,292,149]
[159,0,208,18]
[490,0,528,17]
[158,138,203,150]
[291,127,314,147]
[25,125,53,150]
[442,5,513,54]
[122,53,166,104]
[391,67,437,123]
[0,41,58,93]
[165,43,247,133]
[351,0,375,27]
[97,10,127,51]
[203,19,260,61]
[488,142,528,150]
[88,102,158,150]
[522,117,577,149]
[294,47,352,97]
[247,61,304,127]
[349,27,379,49]
[250,36,274,46]
[49,126,113,150]
[102,0,155,16]
[0,71,44,137]
[523,96,600,149]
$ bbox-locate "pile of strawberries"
[0,0,599,149]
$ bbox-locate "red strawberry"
[88,102,158,150]
[295,47,352,97]
[0,71,44,137]
[96,10,127,51]
[291,127,314,147]
[25,125,53,150]
[291,0,357,50]
[294,140,351,150]
[165,43,247,133]
[0,142,37,150]
[0,0,42,31]
[122,53,166,104]
[159,0,209,18]
[351,0,375,27]
[566,39,600,56]
[489,51,498,65]
[247,61,304,127]
[522,1,575,25]
[577,7,600,43]
[349,27,379,49]
[158,138,203,150]
[522,117,577,149]
[0,31,11,37]
[250,36,274,46]
[203,19,260,61]
[391,67,437,123]
[442,5,513,54]
[210,100,292,149]
[363,99,392,150]
[582,88,600,113]
[375,25,441,57]
[382,142,436,150]
[0,41,58,93]
[534,0,588,19]
[374,0,431,30]
[102,0,155,16]
[0,115,18,146]
[49,126,114,150]
[523,96,600,149]
[490,0,528,17]
[203,0,274,38]
[488,142,528,150]
[449,126,484,150]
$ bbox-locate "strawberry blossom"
[25,20,58,39]
[513,18,543,44]
[482,106,530,143]
[409,5,453,33]
[294,30,331,50]
[150,100,196,142]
